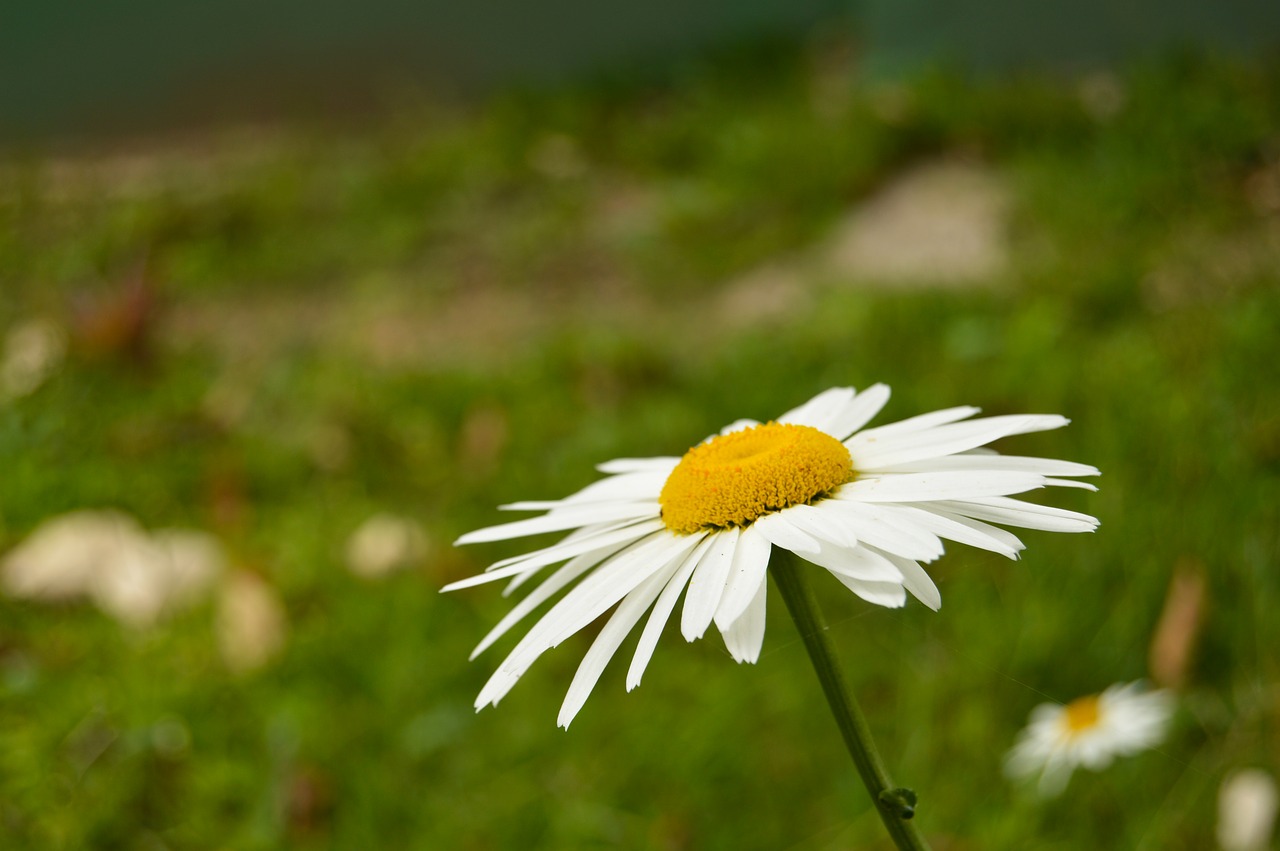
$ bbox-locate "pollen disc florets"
[1062,695,1102,734]
[659,422,854,535]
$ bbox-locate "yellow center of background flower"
[1062,696,1102,734]
[659,423,854,535]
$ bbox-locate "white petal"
[779,503,860,550]
[720,577,767,663]
[871,547,941,610]
[527,534,700,654]
[892,504,1026,559]
[455,502,660,545]
[680,527,741,641]
[779,387,856,431]
[596,457,681,474]
[1044,478,1098,491]
[836,471,1047,503]
[502,560,555,594]
[624,534,716,685]
[469,549,608,659]
[502,472,667,511]
[850,405,981,442]
[752,511,821,554]
[500,501,584,512]
[712,525,772,630]
[442,519,663,591]
[881,454,1099,478]
[829,572,908,608]
[849,415,1070,470]
[475,532,697,708]
[802,537,905,584]
[557,564,675,728]
[487,519,633,569]
[627,535,712,690]
[1037,758,1076,797]
[825,383,891,440]
[814,501,944,562]
[935,497,1099,533]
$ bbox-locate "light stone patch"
[218,570,288,673]
[345,513,428,579]
[1,510,225,628]
[824,160,1011,288]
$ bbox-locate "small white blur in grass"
[345,513,428,580]
[0,318,66,402]
[217,570,288,674]
[1217,769,1278,851]
[1005,682,1173,796]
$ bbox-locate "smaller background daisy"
[1005,682,1173,796]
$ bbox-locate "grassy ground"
[2,41,1279,849]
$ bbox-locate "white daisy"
[1005,682,1173,796]
[446,385,1099,727]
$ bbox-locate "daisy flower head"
[447,385,1099,727]
[1005,682,1173,796]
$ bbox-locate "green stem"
[771,549,931,851]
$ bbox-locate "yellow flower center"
[1062,696,1102,734]
[659,422,854,535]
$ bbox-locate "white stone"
[345,513,428,579]
[1218,769,1278,851]
[2,510,225,628]
[2,510,143,601]
[825,160,1010,287]
[1,318,67,401]
[217,570,287,673]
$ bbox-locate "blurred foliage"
[2,40,1279,850]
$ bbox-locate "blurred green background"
[3,8,1280,851]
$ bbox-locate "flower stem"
[770,548,931,851]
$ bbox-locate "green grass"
[2,43,1279,849]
